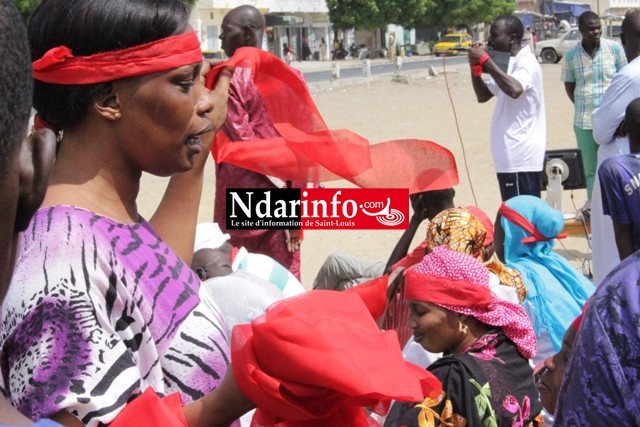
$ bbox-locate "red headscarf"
[405,246,537,359]
[205,47,459,193]
[231,291,442,427]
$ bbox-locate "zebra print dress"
[0,206,231,426]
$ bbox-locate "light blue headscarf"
[500,195,594,351]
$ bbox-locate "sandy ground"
[137,58,593,288]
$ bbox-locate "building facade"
[190,0,331,60]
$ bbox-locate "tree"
[326,0,386,30]
[327,0,514,31]
[408,0,515,29]
[327,0,432,30]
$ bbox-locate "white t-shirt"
[486,45,547,173]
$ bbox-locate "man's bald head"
[220,5,265,57]
[621,11,640,61]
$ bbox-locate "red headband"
[33,32,202,85]
[498,202,567,244]
[405,271,493,308]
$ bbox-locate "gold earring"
[458,322,469,334]
[113,111,121,120]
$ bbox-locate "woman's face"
[408,300,464,353]
[535,326,578,415]
[112,61,213,176]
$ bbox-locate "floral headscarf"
[427,208,527,302]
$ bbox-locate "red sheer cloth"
[109,388,187,427]
[205,48,458,193]
[231,291,442,427]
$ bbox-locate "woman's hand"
[202,60,234,136]
[190,62,234,170]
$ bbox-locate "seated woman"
[384,246,542,427]
[398,207,526,368]
[494,195,594,364]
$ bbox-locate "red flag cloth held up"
[205,48,459,193]
[231,291,443,427]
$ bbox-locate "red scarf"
[205,47,459,193]
[33,32,202,84]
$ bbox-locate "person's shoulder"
[428,353,475,380]
[518,48,542,70]
[601,38,622,50]
[598,156,625,177]
[565,43,582,57]
[619,56,640,75]
[19,205,111,252]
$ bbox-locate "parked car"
[534,28,581,63]
[432,33,473,57]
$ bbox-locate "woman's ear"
[15,129,57,231]
[93,87,122,121]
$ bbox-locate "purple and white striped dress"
[1,206,231,426]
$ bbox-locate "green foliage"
[327,0,514,30]
[327,0,384,30]
[327,0,431,30]
[13,0,39,21]
[409,0,515,29]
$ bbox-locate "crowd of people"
[0,1,639,426]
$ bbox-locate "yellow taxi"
[432,33,473,57]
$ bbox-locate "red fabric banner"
[205,48,459,193]
[231,291,442,427]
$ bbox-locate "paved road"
[303,55,469,83]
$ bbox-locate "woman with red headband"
[0,0,252,425]
[0,2,443,426]
[384,246,542,427]
[493,195,593,366]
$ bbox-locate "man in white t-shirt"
[468,14,547,201]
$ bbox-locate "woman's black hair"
[28,0,191,130]
[0,0,32,181]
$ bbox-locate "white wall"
[266,0,328,12]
